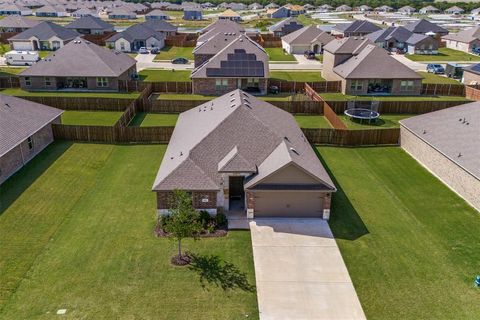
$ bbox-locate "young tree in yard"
[163,190,202,265]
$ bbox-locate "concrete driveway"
[250,219,365,320]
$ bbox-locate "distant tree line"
[127,0,480,12]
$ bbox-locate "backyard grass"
[139,69,191,82]
[129,112,179,126]
[264,48,296,62]
[339,114,414,129]
[61,111,123,126]
[406,47,480,62]
[153,46,194,61]
[319,92,470,102]
[0,67,26,76]
[0,142,258,319]
[317,146,480,319]
[418,71,461,84]
[0,88,140,99]
[269,71,325,82]
[294,115,331,128]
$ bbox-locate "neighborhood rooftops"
[152,89,336,192]
[193,31,238,55]
[66,15,114,31]
[333,44,422,79]
[443,26,480,44]
[332,20,381,34]
[281,25,334,45]
[400,102,480,179]
[0,94,63,157]
[323,36,373,54]
[9,21,79,41]
[0,15,40,29]
[106,22,166,43]
[403,19,448,35]
[268,17,301,32]
[20,38,136,77]
[367,26,413,43]
[191,34,268,79]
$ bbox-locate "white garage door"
[254,191,324,218]
[12,41,33,51]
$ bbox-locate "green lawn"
[320,92,470,102]
[0,67,26,76]
[38,51,52,59]
[0,88,140,99]
[0,142,258,319]
[0,43,10,56]
[139,69,191,82]
[153,46,194,61]
[265,48,296,62]
[339,114,414,129]
[61,111,123,126]
[418,71,461,84]
[130,112,179,126]
[406,47,480,62]
[294,115,331,128]
[317,146,480,319]
[269,71,325,82]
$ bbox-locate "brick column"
[246,191,255,219]
[323,193,332,220]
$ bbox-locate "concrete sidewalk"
[250,219,365,320]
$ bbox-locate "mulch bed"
[155,225,228,238]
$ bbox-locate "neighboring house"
[398,6,416,14]
[248,3,263,10]
[303,4,315,11]
[443,26,480,53]
[19,38,137,91]
[403,19,449,38]
[105,22,166,52]
[405,34,439,55]
[419,5,440,15]
[197,19,244,44]
[218,9,241,22]
[145,9,169,20]
[322,37,422,95]
[268,6,289,19]
[281,25,334,54]
[108,8,136,19]
[375,5,393,12]
[8,21,79,51]
[331,20,381,37]
[336,5,352,12]
[357,5,372,12]
[142,20,177,36]
[191,34,269,95]
[0,15,40,35]
[0,95,63,185]
[0,4,32,16]
[35,5,68,17]
[318,4,333,12]
[265,3,279,10]
[66,16,114,35]
[193,31,237,67]
[285,4,305,16]
[445,6,464,15]
[71,8,98,18]
[152,89,336,219]
[462,63,480,84]
[268,17,303,37]
[184,9,202,20]
[367,26,439,54]
[400,102,480,212]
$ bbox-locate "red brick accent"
[323,192,332,210]
[156,191,174,209]
[192,191,217,209]
[245,191,255,210]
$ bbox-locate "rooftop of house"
[323,36,373,54]
[193,31,238,55]
[0,94,63,157]
[403,19,448,34]
[198,19,244,44]
[281,25,334,45]
[219,8,240,17]
[106,21,174,42]
[20,38,136,77]
[0,15,40,29]
[333,20,381,34]
[443,26,480,43]
[152,89,336,192]
[146,9,168,16]
[400,101,480,180]
[191,34,268,79]
[9,21,79,41]
[268,17,303,32]
[367,26,413,43]
[66,15,114,31]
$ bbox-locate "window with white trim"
[96,77,108,87]
[400,80,414,91]
[24,77,31,86]
[45,77,51,86]
[350,80,363,91]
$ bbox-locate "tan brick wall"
[401,126,480,212]
[342,79,422,95]
[463,70,480,85]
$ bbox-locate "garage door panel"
[255,191,323,218]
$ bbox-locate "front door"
[229,176,245,211]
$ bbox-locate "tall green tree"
[163,190,202,261]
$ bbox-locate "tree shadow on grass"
[314,146,369,241]
[188,253,255,293]
[0,141,72,215]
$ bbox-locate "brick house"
[462,63,480,85]
[322,37,422,95]
[400,102,480,212]
[268,17,303,37]
[19,38,137,91]
[0,94,63,185]
[191,34,269,95]
[152,90,336,219]
[193,31,237,67]
[443,26,480,54]
[331,20,381,37]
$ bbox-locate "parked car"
[426,63,445,74]
[304,50,316,59]
[4,50,39,66]
[269,85,279,94]
[171,57,188,64]
[138,47,148,54]
[150,47,160,54]
[472,47,480,55]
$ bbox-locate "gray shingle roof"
[333,20,381,34]
[323,36,372,54]
[0,95,63,157]
[268,17,303,32]
[66,15,114,31]
[198,20,244,43]
[403,19,448,35]
[193,31,238,55]
[333,44,422,79]
[9,21,79,41]
[152,89,335,191]
[281,25,334,46]
[443,26,480,44]
[367,26,413,43]
[106,22,166,43]
[400,102,480,180]
[0,15,40,29]
[20,38,136,77]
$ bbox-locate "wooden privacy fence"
[149,81,192,93]
[165,33,198,47]
[421,83,465,96]
[21,96,134,111]
[115,83,153,127]
[465,85,480,101]
[302,128,400,146]
[0,77,20,88]
[269,79,341,93]
[304,83,346,129]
